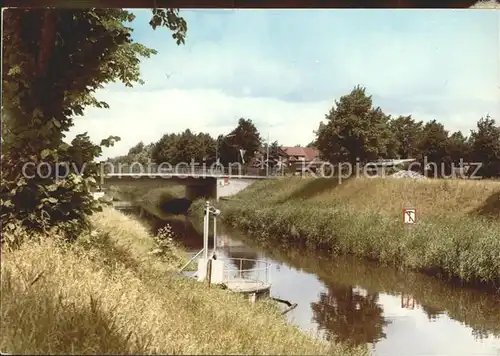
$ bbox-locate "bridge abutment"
[185,181,217,201]
[101,174,269,202]
[216,179,258,201]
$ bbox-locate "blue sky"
[68,9,500,158]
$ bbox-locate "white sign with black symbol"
[403,208,416,224]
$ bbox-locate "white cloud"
[67,82,499,160]
[65,10,500,159]
[67,87,330,159]
[374,294,500,356]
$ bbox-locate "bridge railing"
[220,258,272,286]
[100,163,283,177]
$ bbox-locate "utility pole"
[215,140,219,164]
[266,131,270,177]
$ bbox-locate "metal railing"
[179,248,205,272]
[219,257,272,286]
[100,163,282,177]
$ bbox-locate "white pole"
[215,140,218,164]
[203,214,207,260]
[266,135,270,176]
[213,216,217,256]
[204,201,210,260]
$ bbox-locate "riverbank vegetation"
[1,208,364,355]
[1,8,363,355]
[231,229,500,339]
[2,9,188,239]
[206,177,500,286]
[111,185,185,211]
[111,185,185,202]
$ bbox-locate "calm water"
[136,210,500,356]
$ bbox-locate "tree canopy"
[315,86,393,165]
[110,141,155,166]
[470,115,500,178]
[151,129,216,165]
[1,8,187,241]
[388,115,423,159]
[314,85,499,178]
[113,117,264,170]
[149,118,262,167]
[218,118,262,166]
[115,93,499,180]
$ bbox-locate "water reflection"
[311,285,388,346]
[223,248,259,277]
[148,215,208,250]
[224,227,500,346]
[130,210,500,354]
[421,304,443,321]
[401,294,415,309]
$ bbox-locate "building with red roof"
[281,146,322,173]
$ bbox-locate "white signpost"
[197,201,224,283]
[403,208,417,224]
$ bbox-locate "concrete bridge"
[100,167,278,200]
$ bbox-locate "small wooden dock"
[225,278,270,293]
[183,202,273,304]
[225,278,271,303]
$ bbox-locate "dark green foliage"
[315,86,393,165]
[150,118,262,167]
[128,142,145,156]
[314,86,499,179]
[1,8,187,243]
[387,115,423,159]
[219,118,262,166]
[268,141,282,161]
[470,115,500,178]
[152,130,216,165]
[109,141,155,166]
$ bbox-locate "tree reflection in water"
[472,328,490,341]
[220,227,500,343]
[150,217,204,250]
[311,284,389,346]
[421,304,444,321]
[225,249,259,279]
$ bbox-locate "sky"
[67,9,500,159]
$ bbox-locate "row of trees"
[113,87,499,178]
[109,118,265,167]
[3,8,498,242]
[314,86,500,177]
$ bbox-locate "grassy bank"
[1,208,365,355]
[205,177,500,286]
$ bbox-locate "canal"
[130,209,500,356]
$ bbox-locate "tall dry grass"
[1,208,365,355]
[209,177,500,285]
